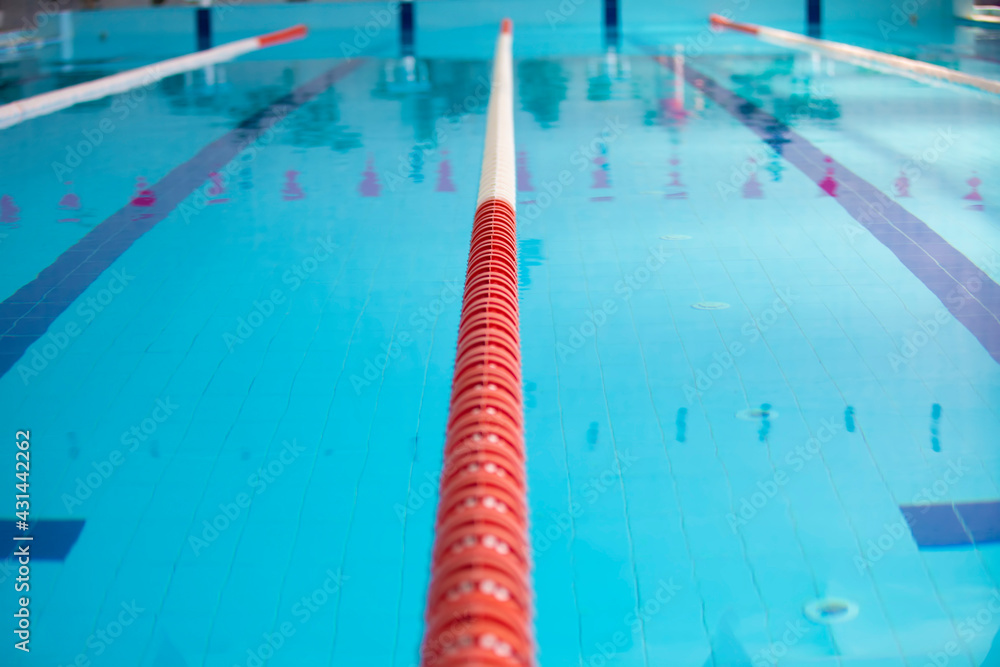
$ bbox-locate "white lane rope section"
[0,25,306,130]
[476,20,516,209]
[711,14,1000,97]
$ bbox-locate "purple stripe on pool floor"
[1,519,86,560]
[900,501,1000,547]
[0,59,362,380]
[664,56,1000,365]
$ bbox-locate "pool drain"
[660,234,692,240]
[692,301,730,310]
[804,597,859,624]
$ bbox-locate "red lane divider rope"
[421,18,534,667]
[708,13,760,35]
[257,24,308,48]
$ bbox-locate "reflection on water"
[713,54,841,128]
[160,64,367,152]
[280,87,362,152]
[518,59,568,127]
[518,238,545,291]
[702,612,752,667]
[159,65,247,114]
[0,61,113,106]
[370,59,493,182]
[587,49,634,102]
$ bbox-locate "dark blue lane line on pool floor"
[0,59,363,380]
[665,56,1000,365]
[900,501,1000,547]
[1,520,85,560]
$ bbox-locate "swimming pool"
[1,4,999,666]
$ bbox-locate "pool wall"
[20,0,962,65]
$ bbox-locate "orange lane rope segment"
[420,18,534,667]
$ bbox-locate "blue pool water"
[1,6,999,666]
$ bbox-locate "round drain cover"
[804,597,859,624]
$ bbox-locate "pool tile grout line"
[0,58,363,379]
[664,56,1000,364]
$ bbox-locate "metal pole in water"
[604,0,620,50]
[400,0,415,57]
[197,0,212,51]
[807,0,822,38]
